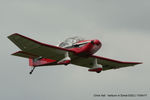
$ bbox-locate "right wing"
[71,55,142,71]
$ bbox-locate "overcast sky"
[0,0,150,100]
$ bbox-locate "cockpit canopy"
[58,36,84,48]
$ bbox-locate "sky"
[0,0,150,100]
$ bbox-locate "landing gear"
[64,63,69,66]
[29,67,36,74]
[88,58,103,73]
[96,71,101,73]
[57,52,71,65]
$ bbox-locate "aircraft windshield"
[59,36,84,48]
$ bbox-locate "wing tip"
[125,61,143,65]
[134,62,143,64]
[11,51,21,55]
[7,33,20,38]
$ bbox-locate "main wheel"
[64,63,68,66]
[96,71,101,73]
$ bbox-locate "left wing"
[8,33,75,61]
[71,55,142,71]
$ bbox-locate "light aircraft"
[8,33,142,74]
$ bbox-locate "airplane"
[8,33,142,74]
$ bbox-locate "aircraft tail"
[29,58,34,66]
[28,57,56,67]
[12,51,56,67]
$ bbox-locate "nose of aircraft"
[91,39,101,45]
[94,39,101,45]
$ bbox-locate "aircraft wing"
[8,33,75,61]
[71,55,142,71]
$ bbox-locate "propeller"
[91,40,100,45]
[91,40,94,44]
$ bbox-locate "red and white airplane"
[8,33,142,74]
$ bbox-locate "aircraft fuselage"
[67,39,102,56]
